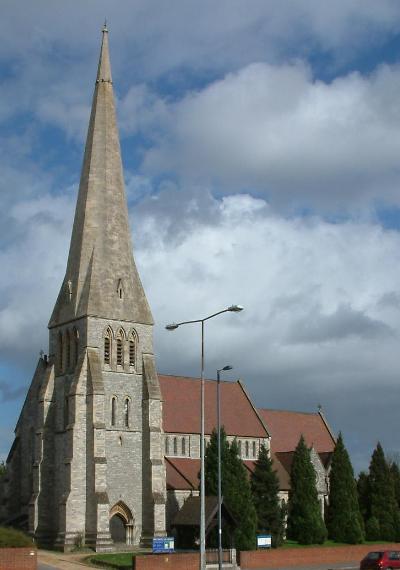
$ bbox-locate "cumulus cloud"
[140,61,400,210]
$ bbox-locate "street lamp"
[216,365,232,570]
[166,305,243,570]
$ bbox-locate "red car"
[360,551,400,569]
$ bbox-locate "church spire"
[49,27,153,328]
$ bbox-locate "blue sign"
[152,536,175,553]
[257,534,272,548]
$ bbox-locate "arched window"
[238,440,242,456]
[58,331,63,373]
[124,398,130,428]
[245,441,249,458]
[173,437,178,455]
[165,437,169,455]
[111,397,117,427]
[117,329,125,366]
[73,327,79,365]
[104,328,112,365]
[182,437,186,456]
[129,332,137,368]
[65,330,71,370]
[253,441,256,458]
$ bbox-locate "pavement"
[38,550,92,569]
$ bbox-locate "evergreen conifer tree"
[326,433,364,543]
[357,471,370,525]
[205,430,257,550]
[251,444,285,547]
[390,462,400,509]
[366,442,399,541]
[287,435,327,544]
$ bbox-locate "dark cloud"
[287,303,393,344]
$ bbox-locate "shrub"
[0,527,34,548]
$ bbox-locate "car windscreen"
[366,552,383,560]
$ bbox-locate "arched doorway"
[109,501,134,545]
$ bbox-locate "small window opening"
[173,437,178,455]
[165,437,169,455]
[124,398,130,428]
[253,441,256,458]
[238,440,242,456]
[182,437,186,455]
[245,441,249,458]
[111,397,117,427]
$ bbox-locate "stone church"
[0,28,336,551]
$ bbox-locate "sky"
[2,1,400,474]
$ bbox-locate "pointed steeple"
[50,27,153,328]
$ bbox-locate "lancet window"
[245,441,249,458]
[104,328,112,365]
[173,437,178,455]
[165,437,169,455]
[253,441,256,458]
[238,440,242,456]
[111,396,117,427]
[124,397,130,428]
[116,328,125,366]
[129,331,137,368]
[182,437,186,455]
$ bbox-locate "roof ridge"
[260,408,320,416]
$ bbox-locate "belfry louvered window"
[116,328,125,366]
[104,329,112,364]
[129,337,136,367]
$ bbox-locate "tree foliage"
[326,433,364,543]
[205,428,257,551]
[287,435,327,544]
[251,444,285,547]
[365,442,400,541]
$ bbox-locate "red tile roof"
[166,457,200,491]
[258,409,335,453]
[159,375,268,438]
[244,453,291,491]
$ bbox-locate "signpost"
[152,537,175,554]
[256,534,272,549]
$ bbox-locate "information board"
[152,536,175,553]
[256,534,272,548]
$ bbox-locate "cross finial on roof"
[317,403,322,412]
[102,19,108,33]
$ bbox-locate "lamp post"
[166,305,243,570]
[216,365,232,570]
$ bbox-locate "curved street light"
[165,305,243,570]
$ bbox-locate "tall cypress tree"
[287,435,327,545]
[205,430,257,551]
[251,444,285,547]
[326,433,364,543]
[366,442,399,541]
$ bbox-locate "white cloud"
[141,61,400,210]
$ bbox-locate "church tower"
[2,26,166,551]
